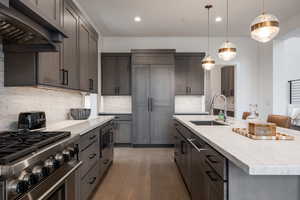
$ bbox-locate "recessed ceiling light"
[134,16,141,22]
[215,17,222,22]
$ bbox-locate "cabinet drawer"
[204,145,227,180]
[80,163,100,200]
[80,140,99,178]
[80,128,99,151]
[174,121,192,140]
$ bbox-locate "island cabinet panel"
[175,53,205,95]
[174,120,228,200]
[101,53,131,95]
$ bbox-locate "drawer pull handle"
[103,159,109,165]
[88,177,97,185]
[188,139,207,153]
[90,135,96,140]
[89,153,97,159]
[206,155,219,164]
[205,171,219,182]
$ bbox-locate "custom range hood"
[0,0,68,52]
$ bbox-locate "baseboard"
[132,144,174,148]
[114,143,132,147]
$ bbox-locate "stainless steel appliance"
[18,111,46,130]
[100,122,114,172]
[0,113,82,200]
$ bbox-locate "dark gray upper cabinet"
[79,20,90,91]
[4,0,99,93]
[101,53,131,96]
[62,1,79,89]
[36,0,62,25]
[175,53,205,95]
[88,35,99,93]
[221,66,235,97]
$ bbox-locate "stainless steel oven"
[18,160,82,200]
[100,122,114,173]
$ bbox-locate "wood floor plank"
[91,148,190,200]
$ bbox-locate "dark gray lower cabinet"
[114,120,132,144]
[174,120,228,200]
[78,121,114,200]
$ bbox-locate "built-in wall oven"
[100,122,114,173]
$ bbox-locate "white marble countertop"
[174,115,300,175]
[45,116,115,137]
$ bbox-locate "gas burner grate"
[0,131,71,165]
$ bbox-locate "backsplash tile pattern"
[100,95,205,114]
[100,96,132,113]
[0,44,83,131]
[175,95,205,113]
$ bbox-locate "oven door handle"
[37,161,83,200]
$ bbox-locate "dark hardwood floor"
[91,148,190,200]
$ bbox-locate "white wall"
[273,37,300,115]
[101,36,263,118]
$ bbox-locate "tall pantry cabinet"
[132,50,175,145]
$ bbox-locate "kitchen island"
[174,115,300,200]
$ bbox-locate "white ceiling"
[77,0,300,37]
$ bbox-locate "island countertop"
[174,115,300,175]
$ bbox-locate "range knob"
[67,147,76,158]
[7,179,28,195]
[19,171,38,186]
[55,153,64,164]
[44,157,60,172]
[32,165,49,181]
[62,149,71,161]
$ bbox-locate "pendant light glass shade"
[218,41,237,61]
[218,0,237,61]
[202,55,216,71]
[202,4,215,71]
[251,13,280,43]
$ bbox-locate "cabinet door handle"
[88,177,97,184]
[205,171,219,182]
[189,87,192,94]
[150,98,153,112]
[89,79,93,90]
[148,97,150,112]
[64,70,69,85]
[89,153,97,159]
[60,69,65,85]
[186,87,188,94]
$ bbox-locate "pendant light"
[218,0,237,61]
[250,0,280,43]
[202,4,215,71]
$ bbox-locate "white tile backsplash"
[100,95,205,114]
[175,95,205,113]
[100,96,132,113]
[0,44,83,131]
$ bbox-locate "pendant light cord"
[226,0,229,41]
[208,6,210,54]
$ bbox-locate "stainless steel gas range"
[0,130,82,200]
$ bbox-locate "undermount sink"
[190,120,228,126]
